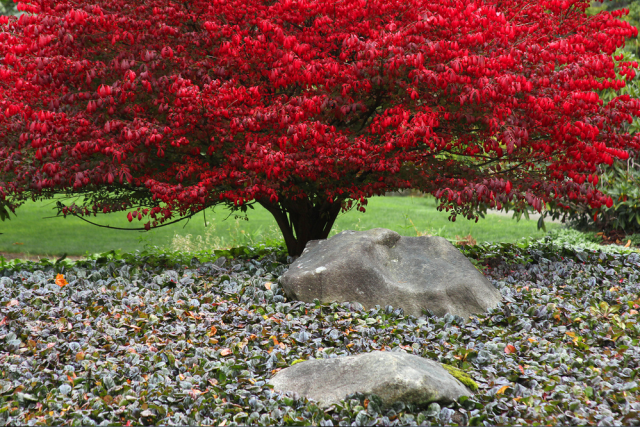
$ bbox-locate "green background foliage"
[588,0,640,56]
[0,0,17,16]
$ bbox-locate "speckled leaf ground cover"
[1,240,640,426]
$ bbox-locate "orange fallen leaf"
[518,365,524,374]
[264,282,272,290]
[55,274,68,287]
[504,344,517,354]
[625,240,631,248]
[210,325,217,335]
[220,348,232,356]
[497,385,509,395]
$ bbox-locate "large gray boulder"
[269,351,473,408]
[280,228,501,318]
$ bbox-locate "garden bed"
[1,238,639,426]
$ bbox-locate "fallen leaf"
[209,325,217,335]
[625,239,631,247]
[497,385,509,395]
[12,242,24,245]
[504,344,517,354]
[264,282,272,290]
[7,299,19,307]
[76,352,85,361]
[55,274,68,287]
[189,388,202,398]
[220,348,232,356]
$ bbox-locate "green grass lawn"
[0,196,560,257]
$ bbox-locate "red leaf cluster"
[0,0,638,253]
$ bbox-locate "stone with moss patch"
[441,364,479,392]
[270,351,472,408]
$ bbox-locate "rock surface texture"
[279,228,501,318]
[269,351,473,408]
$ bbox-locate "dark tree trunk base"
[258,197,343,257]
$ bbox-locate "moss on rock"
[441,364,479,392]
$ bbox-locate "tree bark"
[258,197,343,256]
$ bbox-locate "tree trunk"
[258,197,343,257]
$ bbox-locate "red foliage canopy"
[0,0,639,255]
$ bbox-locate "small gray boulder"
[279,228,501,318]
[269,351,473,408]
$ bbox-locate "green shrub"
[541,228,640,254]
[547,157,640,234]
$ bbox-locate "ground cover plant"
[1,0,639,256]
[1,237,640,426]
[0,197,560,257]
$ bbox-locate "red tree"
[1,0,639,256]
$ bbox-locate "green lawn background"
[0,196,559,257]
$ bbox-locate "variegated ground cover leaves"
[1,241,640,426]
